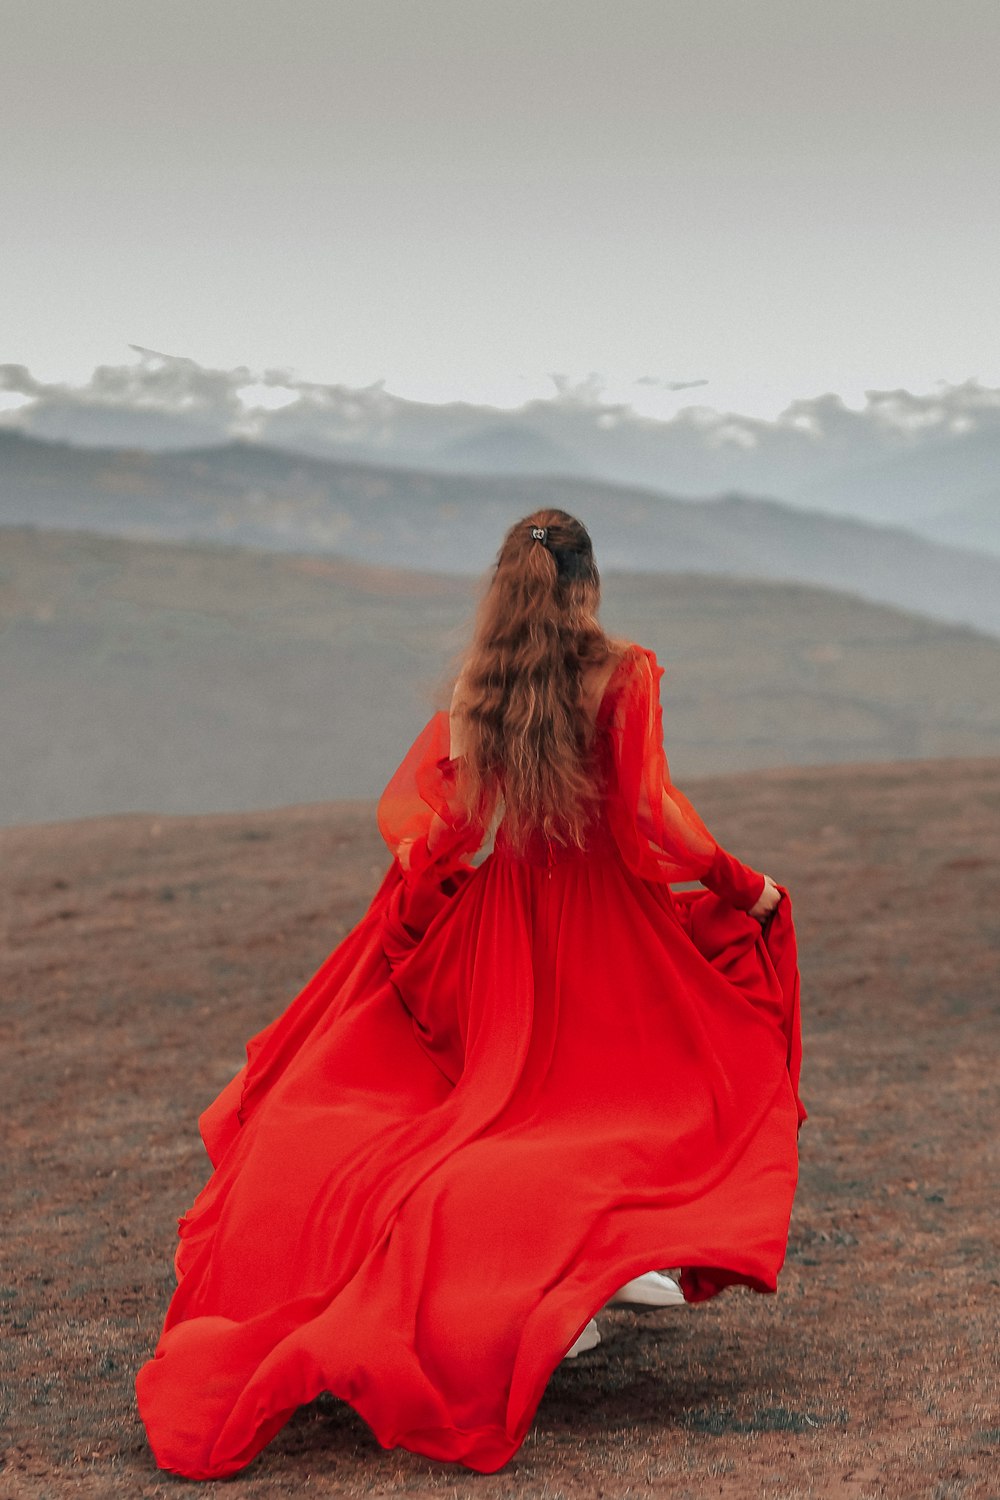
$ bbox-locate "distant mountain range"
[5,355,998,555]
[3,525,1000,828]
[3,428,1000,639]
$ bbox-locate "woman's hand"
[747,874,783,923]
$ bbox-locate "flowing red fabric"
[135,641,806,1478]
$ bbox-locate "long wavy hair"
[449,508,618,853]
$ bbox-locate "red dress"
[135,642,806,1478]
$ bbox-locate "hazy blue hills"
[2,428,1000,638]
[436,420,588,476]
[793,423,1000,546]
[8,363,1000,557]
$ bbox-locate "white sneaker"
[563,1317,601,1358]
[605,1270,686,1308]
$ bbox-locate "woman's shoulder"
[603,638,661,684]
[592,639,662,726]
[604,635,658,658]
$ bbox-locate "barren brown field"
[2,755,998,1499]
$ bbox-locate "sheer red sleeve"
[376,710,485,884]
[604,646,766,910]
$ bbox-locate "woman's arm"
[377,706,484,876]
[607,645,769,910]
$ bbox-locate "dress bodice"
[492,807,620,866]
[491,713,619,867]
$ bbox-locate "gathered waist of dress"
[492,818,620,867]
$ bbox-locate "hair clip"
[530,526,548,543]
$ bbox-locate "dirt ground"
[2,756,998,1499]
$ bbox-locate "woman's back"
[487,641,631,867]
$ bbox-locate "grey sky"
[2,0,998,420]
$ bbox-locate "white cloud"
[235,384,300,412]
[0,390,33,415]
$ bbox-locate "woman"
[136,507,805,1479]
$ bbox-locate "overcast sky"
[2,0,998,422]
